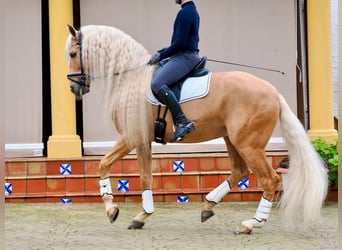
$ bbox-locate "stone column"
[47,0,82,158]
[306,0,338,142]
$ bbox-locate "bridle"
[67,29,92,88]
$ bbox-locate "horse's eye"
[70,51,77,58]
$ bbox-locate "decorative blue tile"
[173,160,184,172]
[177,195,189,203]
[118,180,129,192]
[60,163,71,175]
[5,182,12,195]
[60,198,72,204]
[238,177,249,190]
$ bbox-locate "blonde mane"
[80,25,154,149]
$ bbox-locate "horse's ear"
[67,24,77,38]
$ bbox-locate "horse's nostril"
[70,86,74,93]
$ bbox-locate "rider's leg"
[151,53,200,142]
[156,85,195,142]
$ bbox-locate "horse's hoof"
[107,207,119,223]
[201,210,214,222]
[234,224,252,235]
[128,220,145,230]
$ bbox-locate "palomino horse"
[65,25,328,234]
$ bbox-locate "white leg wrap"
[254,197,272,221]
[99,177,112,197]
[206,181,231,203]
[240,197,272,231]
[241,218,266,230]
[142,190,154,214]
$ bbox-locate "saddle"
[154,56,209,144]
[153,56,208,101]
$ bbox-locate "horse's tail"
[278,94,328,224]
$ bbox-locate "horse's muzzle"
[70,84,89,100]
[67,72,91,100]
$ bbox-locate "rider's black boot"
[156,86,195,142]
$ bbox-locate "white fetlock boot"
[237,197,272,234]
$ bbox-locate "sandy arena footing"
[5,201,338,250]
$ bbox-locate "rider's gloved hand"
[148,53,161,65]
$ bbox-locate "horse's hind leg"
[201,136,251,222]
[235,149,281,234]
[128,143,154,230]
[201,136,281,234]
[99,137,132,223]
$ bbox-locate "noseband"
[67,29,92,88]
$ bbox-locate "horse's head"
[66,24,91,100]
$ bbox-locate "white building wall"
[4,0,43,157]
[331,0,338,118]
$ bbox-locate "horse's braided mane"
[81,25,154,149]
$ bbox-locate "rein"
[113,64,148,76]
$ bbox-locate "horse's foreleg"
[99,138,132,223]
[235,151,281,234]
[128,143,153,230]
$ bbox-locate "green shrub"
[312,137,338,188]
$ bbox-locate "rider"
[148,0,201,142]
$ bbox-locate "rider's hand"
[148,53,161,65]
